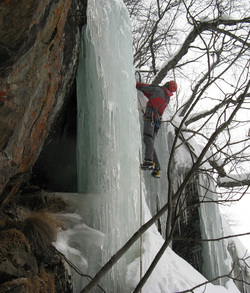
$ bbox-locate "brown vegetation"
[0,192,72,292]
[21,211,60,252]
[0,228,30,255]
[0,267,55,293]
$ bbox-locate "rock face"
[0,0,87,291]
[0,190,74,292]
[0,0,86,203]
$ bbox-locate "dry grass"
[21,211,61,252]
[0,268,55,293]
[39,267,55,293]
[0,192,68,292]
[0,228,30,255]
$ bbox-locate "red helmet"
[169,80,177,92]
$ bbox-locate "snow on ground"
[221,198,250,254]
[126,198,240,293]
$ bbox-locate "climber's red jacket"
[136,82,172,117]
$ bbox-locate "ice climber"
[136,80,177,178]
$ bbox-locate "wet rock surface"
[0,191,73,292]
[0,0,87,291]
[0,0,86,203]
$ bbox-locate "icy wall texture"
[74,0,243,292]
[76,0,141,291]
[157,111,233,285]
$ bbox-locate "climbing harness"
[154,118,161,130]
[144,107,162,131]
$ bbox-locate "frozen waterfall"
[54,0,245,292]
[76,0,141,291]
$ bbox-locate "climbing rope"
[136,70,143,290]
[139,150,143,292]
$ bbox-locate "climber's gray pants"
[143,120,160,170]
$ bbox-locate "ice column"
[76,0,141,291]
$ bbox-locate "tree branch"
[80,80,250,293]
[152,16,250,85]
[218,175,250,188]
[173,231,250,243]
[214,27,250,48]
[185,93,250,126]
[179,53,221,117]
[54,247,106,293]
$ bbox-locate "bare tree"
[81,80,249,291]
[80,0,250,292]
[127,0,250,187]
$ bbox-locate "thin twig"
[173,231,250,243]
[54,247,106,293]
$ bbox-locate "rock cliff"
[0,0,86,202]
[0,0,87,291]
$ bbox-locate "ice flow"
[54,0,247,292]
[76,0,141,291]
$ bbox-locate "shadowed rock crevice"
[0,0,87,291]
[31,82,77,192]
[0,0,86,203]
